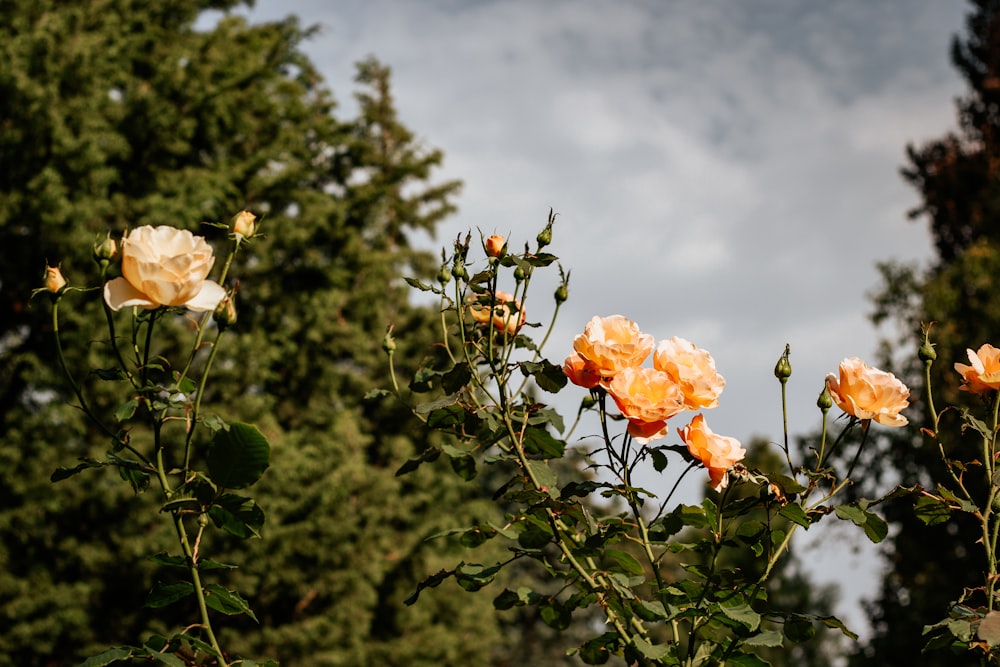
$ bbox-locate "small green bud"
[382,326,397,354]
[513,265,526,282]
[817,384,833,411]
[537,208,556,249]
[92,233,117,268]
[536,226,552,249]
[437,264,451,286]
[451,263,467,280]
[554,282,569,304]
[774,344,792,381]
[919,325,937,363]
[213,294,237,331]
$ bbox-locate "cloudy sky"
[231,0,968,640]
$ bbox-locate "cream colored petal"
[103,277,158,311]
[184,280,226,312]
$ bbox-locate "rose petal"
[184,280,226,312]
[103,277,158,311]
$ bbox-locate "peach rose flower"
[954,344,1000,394]
[563,352,602,389]
[572,315,654,380]
[653,336,725,410]
[679,414,746,491]
[468,290,525,336]
[825,357,910,427]
[104,226,226,312]
[607,366,686,443]
[485,234,506,258]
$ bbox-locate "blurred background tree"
[852,0,1000,664]
[0,1,547,664]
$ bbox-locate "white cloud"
[241,0,968,640]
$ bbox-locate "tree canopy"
[0,2,520,664]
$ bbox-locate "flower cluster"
[564,315,742,489]
[467,290,525,336]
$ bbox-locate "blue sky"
[225,0,969,642]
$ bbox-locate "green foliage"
[0,1,512,665]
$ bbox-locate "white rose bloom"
[103,225,226,312]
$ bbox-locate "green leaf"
[455,562,503,592]
[819,614,858,640]
[784,617,816,642]
[403,276,436,292]
[74,647,135,667]
[727,654,772,667]
[719,600,761,632]
[94,367,127,381]
[114,399,138,423]
[209,494,265,539]
[441,362,473,394]
[145,581,194,608]
[540,600,572,630]
[521,425,565,459]
[51,457,104,482]
[650,447,668,472]
[603,549,644,576]
[427,403,467,429]
[207,422,270,489]
[914,494,952,526]
[743,629,784,648]
[632,636,671,660]
[834,504,888,543]
[578,632,618,665]
[527,459,557,495]
[204,584,258,622]
[778,503,811,528]
[520,359,569,393]
[147,553,188,569]
[404,569,455,606]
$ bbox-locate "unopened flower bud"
[513,265,526,282]
[554,282,569,304]
[93,233,117,268]
[213,294,237,331]
[485,234,506,259]
[437,264,451,286]
[231,210,257,240]
[817,385,833,411]
[44,264,67,294]
[382,326,397,354]
[919,326,937,363]
[774,345,792,381]
[451,263,467,280]
[536,226,552,249]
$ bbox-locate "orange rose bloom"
[825,357,910,427]
[572,315,654,380]
[679,414,746,491]
[653,336,725,410]
[485,234,506,258]
[607,366,686,443]
[954,344,1000,394]
[563,352,602,389]
[468,290,525,336]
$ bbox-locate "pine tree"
[854,1,1000,664]
[0,2,507,664]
